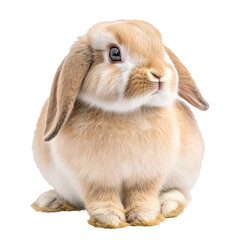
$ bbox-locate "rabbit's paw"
[159,190,187,218]
[88,206,127,228]
[31,190,80,212]
[126,205,163,226]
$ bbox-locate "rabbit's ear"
[44,40,92,142]
[165,46,209,111]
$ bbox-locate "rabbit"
[32,20,209,228]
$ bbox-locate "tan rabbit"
[32,20,209,228]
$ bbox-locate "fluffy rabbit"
[32,20,209,228]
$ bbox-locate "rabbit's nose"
[148,70,165,82]
[148,69,168,83]
[150,72,161,80]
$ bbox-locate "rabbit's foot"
[127,210,165,226]
[126,200,163,226]
[88,205,127,228]
[159,190,187,218]
[31,190,80,212]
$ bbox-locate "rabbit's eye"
[109,46,121,62]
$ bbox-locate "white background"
[0,0,239,239]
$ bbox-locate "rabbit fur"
[32,20,208,228]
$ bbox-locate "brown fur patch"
[44,38,93,141]
[106,20,164,58]
[125,67,155,98]
[165,46,209,110]
[92,50,104,64]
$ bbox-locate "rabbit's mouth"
[152,81,162,94]
[157,81,162,90]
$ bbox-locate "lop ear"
[164,46,209,111]
[44,39,92,142]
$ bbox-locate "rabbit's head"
[44,20,209,141]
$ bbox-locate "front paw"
[126,204,163,226]
[88,206,127,228]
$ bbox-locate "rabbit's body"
[33,99,203,223]
[32,20,208,227]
